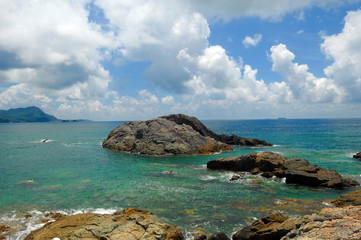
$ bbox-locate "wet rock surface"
[207,151,358,189]
[25,208,184,240]
[102,114,271,155]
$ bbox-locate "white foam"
[0,208,121,239]
[200,175,217,181]
[322,201,333,207]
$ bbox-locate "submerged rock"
[25,208,184,240]
[330,189,361,207]
[353,152,361,159]
[18,180,38,186]
[102,114,271,156]
[233,206,361,240]
[207,152,358,189]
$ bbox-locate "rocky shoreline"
[102,114,271,155]
[0,189,357,240]
[2,114,360,239]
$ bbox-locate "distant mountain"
[0,106,58,123]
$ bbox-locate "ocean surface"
[1,119,361,239]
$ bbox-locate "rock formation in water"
[207,151,358,189]
[353,152,361,159]
[102,114,271,156]
[232,206,361,240]
[25,208,183,240]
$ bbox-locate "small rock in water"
[192,227,211,240]
[185,209,195,215]
[230,174,241,181]
[19,180,37,186]
[353,152,361,159]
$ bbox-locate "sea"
[0,118,361,239]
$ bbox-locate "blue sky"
[1,0,361,120]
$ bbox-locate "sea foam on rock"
[102,114,271,156]
[207,151,359,189]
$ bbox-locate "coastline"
[1,119,361,239]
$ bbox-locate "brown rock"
[207,152,358,189]
[0,225,10,234]
[102,114,271,156]
[25,208,184,240]
[282,206,361,240]
[232,212,289,240]
[330,189,361,207]
[234,206,361,240]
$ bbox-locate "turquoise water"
[0,119,361,239]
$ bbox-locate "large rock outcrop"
[207,152,358,189]
[25,208,184,240]
[233,206,361,240]
[102,114,271,156]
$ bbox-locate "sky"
[1,0,361,121]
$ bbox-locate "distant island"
[0,106,58,123]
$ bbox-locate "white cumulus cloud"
[242,34,262,48]
[270,43,343,103]
[321,9,361,102]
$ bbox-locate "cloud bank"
[0,0,360,120]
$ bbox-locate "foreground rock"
[330,189,361,207]
[103,114,271,155]
[232,212,289,240]
[25,208,184,240]
[353,152,361,159]
[233,206,361,240]
[207,152,358,189]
